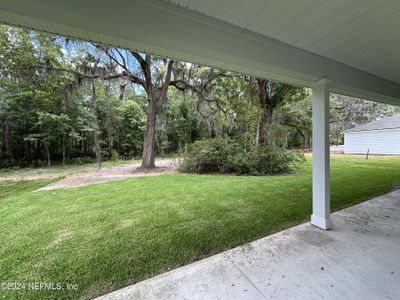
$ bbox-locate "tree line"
[0,25,398,168]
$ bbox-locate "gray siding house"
[344,114,400,155]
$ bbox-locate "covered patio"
[1,0,400,298]
[96,190,400,299]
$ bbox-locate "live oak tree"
[169,64,229,137]
[97,49,225,169]
[98,47,174,168]
[256,79,306,146]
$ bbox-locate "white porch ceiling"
[169,0,400,85]
[0,0,400,104]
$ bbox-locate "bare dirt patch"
[34,159,179,191]
[0,173,65,181]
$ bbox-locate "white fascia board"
[345,127,400,134]
[1,0,400,105]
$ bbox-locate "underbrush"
[180,137,304,175]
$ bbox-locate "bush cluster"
[180,137,304,176]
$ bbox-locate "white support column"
[311,78,332,230]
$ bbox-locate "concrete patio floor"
[97,190,400,300]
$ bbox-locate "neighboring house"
[344,113,400,155]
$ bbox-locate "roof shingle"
[346,113,400,133]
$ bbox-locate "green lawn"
[1,154,400,299]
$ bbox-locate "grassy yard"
[1,154,400,299]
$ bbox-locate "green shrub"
[180,137,304,175]
[180,137,236,173]
[111,150,119,162]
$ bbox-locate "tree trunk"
[108,131,113,155]
[91,81,102,169]
[26,140,32,163]
[62,137,66,166]
[4,118,12,159]
[105,94,114,155]
[93,131,101,169]
[23,97,33,163]
[141,99,157,168]
[258,79,274,146]
[45,143,51,167]
[258,103,273,146]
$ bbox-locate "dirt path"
[32,159,179,191]
[1,173,64,181]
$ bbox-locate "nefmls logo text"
[29,282,62,290]
[0,282,78,290]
